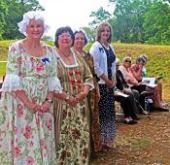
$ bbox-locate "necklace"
[58,49,75,65]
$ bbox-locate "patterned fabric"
[54,50,94,165]
[0,41,61,165]
[83,52,102,153]
[90,41,116,147]
[98,84,116,146]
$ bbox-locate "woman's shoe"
[124,118,137,124]
[154,107,169,112]
[132,115,140,120]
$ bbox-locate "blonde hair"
[96,22,113,43]
[122,56,132,63]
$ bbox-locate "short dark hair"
[74,30,88,45]
[54,26,74,48]
[136,56,146,64]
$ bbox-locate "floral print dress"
[79,51,102,153]
[0,41,62,165]
[54,49,94,165]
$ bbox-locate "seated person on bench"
[130,55,169,112]
[114,58,139,124]
[118,56,153,113]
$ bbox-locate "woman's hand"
[106,79,116,88]
[100,74,115,88]
[28,102,41,113]
[14,90,41,113]
[66,96,79,106]
[40,101,51,113]
[75,91,88,102]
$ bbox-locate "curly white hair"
[18,11,49,36]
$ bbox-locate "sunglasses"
[125,60,131,63]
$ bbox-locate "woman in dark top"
[90,22,116,151]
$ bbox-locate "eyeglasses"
[59,33,71,39]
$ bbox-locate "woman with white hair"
[0,11,62,164]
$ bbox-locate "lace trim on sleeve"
[1,74,23,92]
[48,76,63,93]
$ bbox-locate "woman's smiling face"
[26,19,44,39]
[74,32,86,49]
[58,32,73,48]
[100,25,111,42]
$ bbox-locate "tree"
[89,7,112,27]
[81,27,96,42]
[143,2,170,44]
[2,0,43,39]
[88,6,114,42]
[0,0,8,39]
[88,0,170,44]
[109,0,158,43]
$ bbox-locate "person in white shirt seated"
[115,59,139,124]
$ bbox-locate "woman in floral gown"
[0,11,62,164]
[73,30,102,157]
[54,26,94,164]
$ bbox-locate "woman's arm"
[100,74,115,88]
[90,43,104,77]
[54,91,78,106]
[75,85,91,101]
[14,90,40,112]
[130,65,143,82]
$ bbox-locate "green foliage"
[0,0,8,39]
[82,27,96,42]
[89,0,170,44]
[1,0,43,40]
[143,2,170,44]
[89,7,112,27]
[110,0,155,43]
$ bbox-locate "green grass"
[0,62,6,76]
[86,43,170,80]
[1,41,170,80]
[113,43,170,80]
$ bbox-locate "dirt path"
[91,111,170,165]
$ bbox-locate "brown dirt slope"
[91,110,170,165]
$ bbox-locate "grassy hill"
[1,40,170,100]
[87,43,170,79]
[1,41,170,78]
